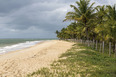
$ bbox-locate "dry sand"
[0,40,73,77]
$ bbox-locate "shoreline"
[0,40,73,77]
[0,40,46,56]
[0,40,51,58]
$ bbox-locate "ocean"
[0,38,54,54]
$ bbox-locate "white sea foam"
[0,41,42,54]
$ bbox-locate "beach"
[0,40,73,77]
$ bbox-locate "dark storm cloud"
[0,0,34,16]
[0,0,113,38]
[3,1,71,30]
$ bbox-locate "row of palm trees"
[56,0,116,53]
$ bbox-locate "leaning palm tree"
[64,0,95,40]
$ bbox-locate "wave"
[0,41,42,54]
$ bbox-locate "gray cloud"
[0,0,114,38]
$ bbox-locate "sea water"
[0,39,51,54]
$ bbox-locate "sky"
[0,0,115,38]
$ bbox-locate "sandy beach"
[0,40,73,77]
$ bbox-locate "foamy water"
[0,41,42,54]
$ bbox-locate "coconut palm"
[66,23,77,39]
[94,5,107,41]
[106,4,116,40]
[64,0,95,40]
[57,28,70,40]
[55,30,60,39]
[106,4,116,53]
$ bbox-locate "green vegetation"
[27,0,116,76]
[27,43,116,77]
[56,0,116,53]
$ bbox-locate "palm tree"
[106,4,116,53]
[55,30,60,39]
[107,4,116,40]
[66,23,77,39]
[94,5,107,41]
[64,0,95,40]
[56,28,70,40]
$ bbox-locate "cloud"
[0,0,115,38]
[7,2,69,30]
[107,0,116,5]
[0,0,73,38]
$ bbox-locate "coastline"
[0,40,44,55]
[0,40,73,77]
[0,40,46,56]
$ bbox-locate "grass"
[27,43,116,77]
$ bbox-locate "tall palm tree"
[106,4,116,53]
[94,5,107,41]
[107,4,116,40]
[64,0,95,40]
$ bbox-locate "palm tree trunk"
[85,23,89,46]
[115,43,116,57]
[112,41,115,53]
[85,23,89,40]
[86,29,89,40]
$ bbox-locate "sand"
[0,40,73,77]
